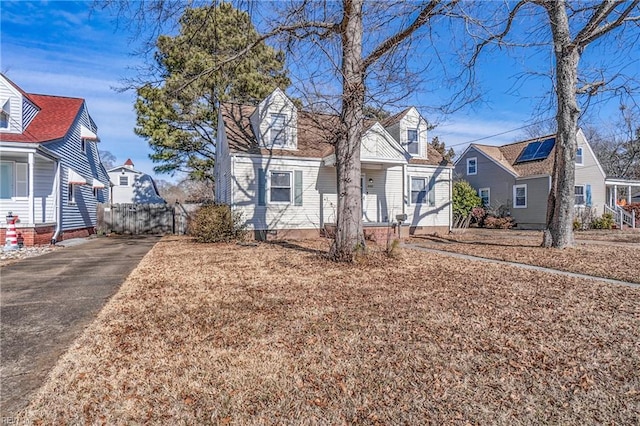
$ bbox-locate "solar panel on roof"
[533,138,555,160]
[517,141,541,162]
[517,138,555,163]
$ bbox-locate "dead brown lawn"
[410,229,640,284]
[20,237,640,425]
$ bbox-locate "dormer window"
[270,113,287,146]
[0,100,10,129]
[407,128,419,155]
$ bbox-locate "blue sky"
[2,1,637,181]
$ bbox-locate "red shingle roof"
[0,93,84,143]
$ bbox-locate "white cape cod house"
[215,88,452,240]
[0,73,110,245]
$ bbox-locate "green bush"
[453,180,482,220]
[591,212,614,230]
[189,204,247,243]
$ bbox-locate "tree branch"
[574,0,640,48]
[362,0,455,70]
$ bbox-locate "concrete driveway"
[0,235,159,419]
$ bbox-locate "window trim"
[576,146,583,165]
[0,160,28,199]
[467,157,477,175]
[406,128,419,156]
[68,183,76,205]
[81,139,87,154]
[269,170,292,204]
[410,176,428,204]
[270,113,288,147]
[479,187,490,207]
[0,111,8,129]
[0,100,10,129]
[119,175,129,186]
[513,184,527,209]
[574,184,585,206]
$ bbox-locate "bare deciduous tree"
[469,0,640,248]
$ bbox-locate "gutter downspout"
[51,162,62,244]
[402,164,406,216]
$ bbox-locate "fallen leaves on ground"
[19,236,640,425]
[410,229,639,284]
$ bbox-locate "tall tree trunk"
[542,1,578,248]
[330,0,366,262]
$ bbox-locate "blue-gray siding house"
[0,73,110,245]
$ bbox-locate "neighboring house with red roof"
[215,88,452,239]
[107,158,165,204]
[0,73,110,246]
[453,129,611,229]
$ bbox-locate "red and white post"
[4,212,19,251]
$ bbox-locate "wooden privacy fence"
[97,203,191,235]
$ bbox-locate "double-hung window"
[0,161,28,198]
[407,128,419,155]
[270,171,292,203]
[270,113,287,146]
[513,184,527,208]
[576,147,583,165]
[479,188,490,207]
[574,185,585,205]
[467,157,477,175]
[411,177,427,204]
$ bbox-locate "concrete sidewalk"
[402,243,640,288]
[0,235,159,420]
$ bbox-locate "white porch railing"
[605,205,636,229]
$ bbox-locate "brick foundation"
[1,225,95,247]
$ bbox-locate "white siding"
[0,77,23,134]
[250,88,298,149]
[231,156,451,231]
[232,156,326,230]
[406,165,451,228]
[362,124,406,162]
[395,108,429,158]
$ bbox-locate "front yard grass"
[410,229,640,284]
[20,237,640,425]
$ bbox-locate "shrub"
[591,212,614,230]
[189,204,247,243]
[483,216,515,229]
[453,180,482,223]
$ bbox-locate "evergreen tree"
[134,3,290,180]
[429,136,455,162]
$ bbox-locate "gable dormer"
[0,74,40,135]
[383,107,428,158]
[250,88,298,149]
